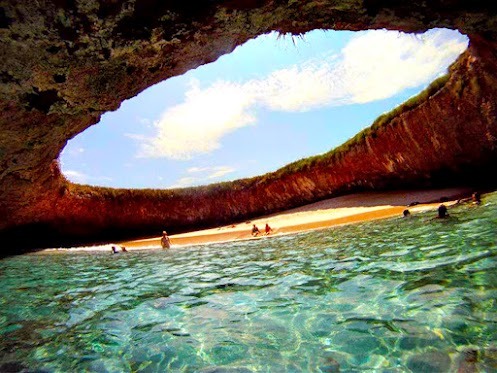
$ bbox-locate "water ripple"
[1,192,496,372]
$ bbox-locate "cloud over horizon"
[168,165,236,188]
[63,169,113,185]
[137,29,468,160]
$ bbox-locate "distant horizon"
[60,28,468,189]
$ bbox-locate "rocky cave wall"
[1,1,497,249]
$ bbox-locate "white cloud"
[64,170,88,183]
[207,166,236,179]
[169,165,237,188]
[187,166,211,173]
[138,79,256,160]
[338,29,468,103]
[63,169,113,184]
[168,176,199,189]
[252,62,346,111]
[186,165,235,179]
[136,29,468,159]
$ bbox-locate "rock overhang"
[1,1,497,251]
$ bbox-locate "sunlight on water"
[1,192,496,372]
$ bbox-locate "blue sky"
[60,28,468,189]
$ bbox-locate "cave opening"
[60,28,468,190]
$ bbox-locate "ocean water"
[1,193,496,373]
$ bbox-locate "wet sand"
[119,187,473,250]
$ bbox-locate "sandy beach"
[118,187,474,250]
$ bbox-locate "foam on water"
[1,192,496,372]
[43,243,126,253]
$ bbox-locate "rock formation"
[1,1,497,251]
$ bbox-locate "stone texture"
[1,1,497,251]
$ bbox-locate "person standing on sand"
[265,223,273,235]
[161,231,171,249]
[251,224,260,237]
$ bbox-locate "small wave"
[375,250,495,273]
[40,243,159,253]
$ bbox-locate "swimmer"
[437,204,449,218]
[161,231,171,249]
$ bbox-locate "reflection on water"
[1,192,496,372]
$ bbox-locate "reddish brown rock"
[1,1,497,251]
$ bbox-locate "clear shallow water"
[1,193,496,372]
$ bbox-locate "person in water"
[161,231,171,249]
[456,191,482,206]
[111,246,119,254]
[251,224,260,237]
[437,204,449,218]
[472,191,481,205]
[403,209,411,217]
[264,223,273,235]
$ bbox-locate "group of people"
[121,192,485,253]
[159,221,274,250]
[404,203,451,219]
[111,245,127,254]
[402,191,482,220]
[251,223,272,237]
[162,221,274,249]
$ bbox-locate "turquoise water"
[1,193,496,372]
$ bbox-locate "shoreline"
[36,187,476,253]
[117,187,473,251]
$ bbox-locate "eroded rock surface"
[1,1,497,250]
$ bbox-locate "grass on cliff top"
[64,174,256,199]
[66,73,450,198]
